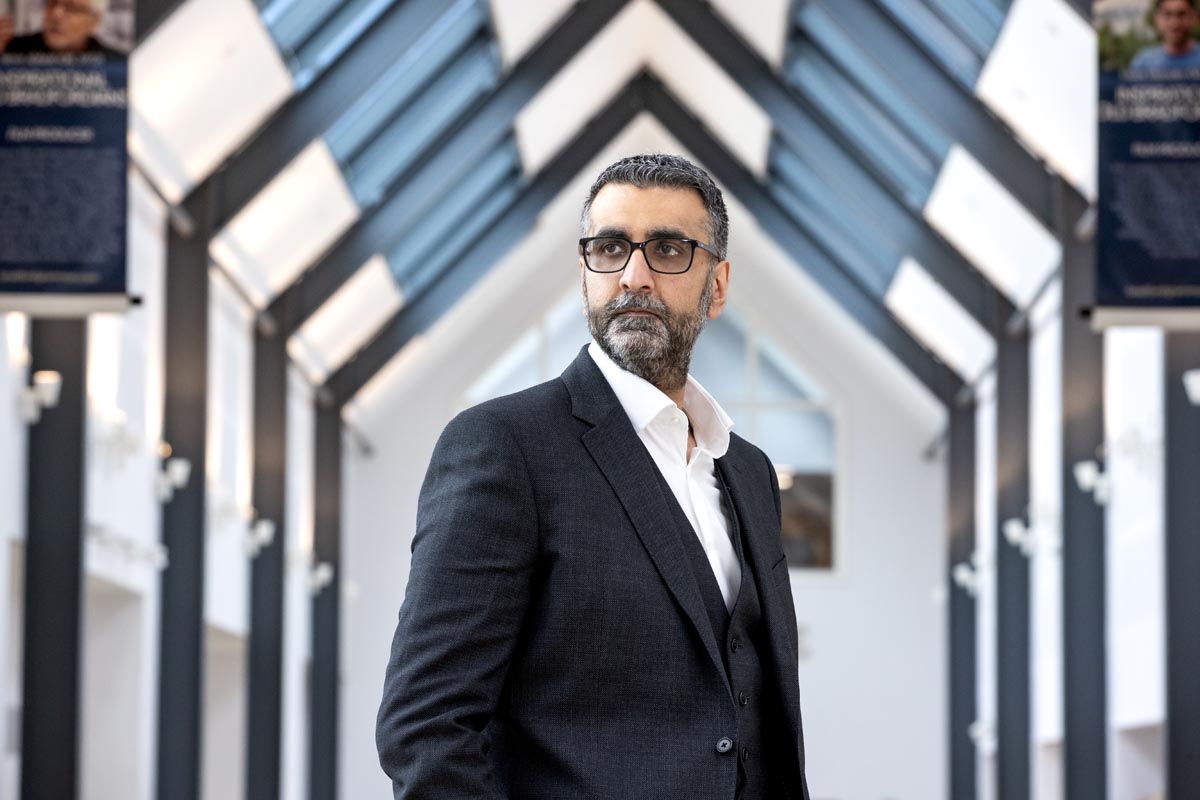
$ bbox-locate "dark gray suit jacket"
[377,347,809,799]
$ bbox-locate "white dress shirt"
[588,341,741,611]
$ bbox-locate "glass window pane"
[756,409,835,473]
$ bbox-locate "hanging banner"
[0,0,133,315]
[1093,0,1200,328]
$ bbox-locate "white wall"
[342,122,948,799]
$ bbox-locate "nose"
[618,246,655,293]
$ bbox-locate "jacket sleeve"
[376,407,539,798]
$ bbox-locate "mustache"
[604,293,669,319]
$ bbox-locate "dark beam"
[849,0,1094,225]
[995,302,1031,800]
[948,401,977,800]
[272,0,630,340]
[644,76,961,405]
[1166,332,1200,797]
[309,403,343,800]
[22,319,87,800]
[326,72,645,405]
[181,0,458,228]
[1058,177,1106,800]
[246,299,292,800]
[657,0,1001,327]
[135,0,184,45]
[770,138,1001,327]
[805,0,1082,229]
[156,188,213,800]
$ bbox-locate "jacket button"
[738,691,749,707]
[730,637,741,653]
[716,737,734,754]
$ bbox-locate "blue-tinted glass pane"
[873,0,983,86]
[400,179,521,298]
[386,140,519,275]
[289,0,399,89]
[796,4,951,160]
[787,50,936,205]
[326,1,487,162]
[755,409,835,473]
[262,0,341,55]
[926,0,1004,55]
[690,314,749,406]
[768,180,895,296]
[345,42,498,207]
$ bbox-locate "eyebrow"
[591,225,693,240]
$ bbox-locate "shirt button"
[715,737,733,754]
[730,637,741,653]
[738,691,749,707]
[741,746,750,762]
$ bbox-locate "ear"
[706,260,731,320]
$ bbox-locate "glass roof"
[126,0,1080,407]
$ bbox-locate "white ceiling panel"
[975,0,1097,199]
[709,0,790,69]
[514,2,647,176]
[288,255,404,384]
[925,145,1062,308]
[130,0,293,203]
[209,140,360,308]
[515,1,770,178]
[886,257,996,382]
[642,2,771,177]
[489,0,577,67]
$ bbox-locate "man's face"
[580,183,730,392]
[42,0,101,53]
[1155,0,1198,51]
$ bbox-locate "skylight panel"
[129,0,293,203]
[886,257,996,382]
[209,140,360,307]
[288,255,404,384]
[924,145,1062,307]
[975,0,1097,199]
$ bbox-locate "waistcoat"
[649,461,786,800]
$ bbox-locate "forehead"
[587,183,709,235]
[1159,0,1196,11]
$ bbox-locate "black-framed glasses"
[578,236,720,274]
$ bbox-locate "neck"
[1167,39,1196,56]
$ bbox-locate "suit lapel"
[717,454,802,736]
[563,349,730,690]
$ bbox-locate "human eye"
[652,239,685,257]
[599,239,628,256]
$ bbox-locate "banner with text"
[1094,0,1200,328]
[0,0,133,315]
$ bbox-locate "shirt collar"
[588,340,734,457]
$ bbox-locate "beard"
[584,269,714,392]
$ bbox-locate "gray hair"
[580,153,729,259]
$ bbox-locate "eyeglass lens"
[584,238,694,273]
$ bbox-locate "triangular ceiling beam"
[176,0,473,228]
[327,73,962,408]
[269,0,629,339]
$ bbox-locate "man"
[377,154,809,799]
[0,0,120,57]
[1130,0,1200,72]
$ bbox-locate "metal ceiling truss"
[654,0,1008,325]
[178,0,483,230]
[326,72,963,407]
[324,74,647,405]
[268,0,629,339]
